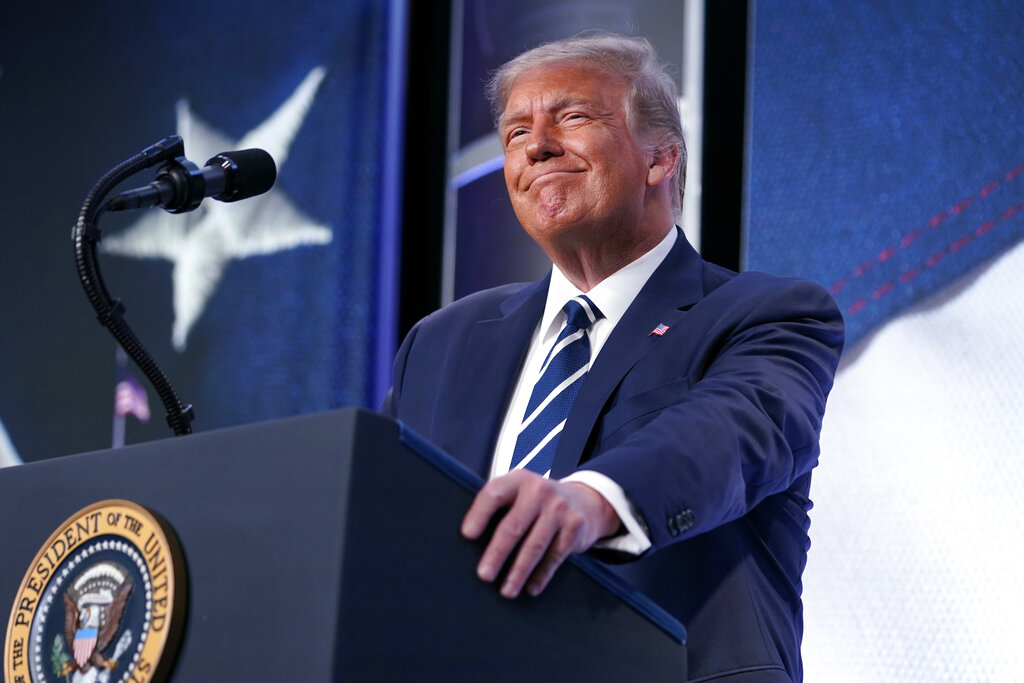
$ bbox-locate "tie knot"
[563,295,603,331]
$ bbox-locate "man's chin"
[514,199,588,234]
[520,215,586,245]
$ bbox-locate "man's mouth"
[525,169,582,190]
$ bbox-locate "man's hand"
[460,470,621,599]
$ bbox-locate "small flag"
[650,323,670,336]
[115,376,151,423]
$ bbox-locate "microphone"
[105,148,277,214]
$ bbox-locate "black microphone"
[105,148,277,214]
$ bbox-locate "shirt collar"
[538,227,678,344]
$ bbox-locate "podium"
[0,409,685,681]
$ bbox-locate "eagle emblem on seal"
[61,562,133,676]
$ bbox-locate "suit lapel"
[441,277,548,477]
[550,231,706,477]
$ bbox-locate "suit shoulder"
[414,282,535,330]
[695,265,844,346]
[703,263,836,307]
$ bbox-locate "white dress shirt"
[490,227,678,554]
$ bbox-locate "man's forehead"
[500,64,626,123]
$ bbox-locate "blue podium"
[0,409,686,681]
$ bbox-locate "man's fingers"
[497,483,589,598]
[476,500,538,583]
[462,473,616,598]
[498,510,562,598]
[463,473,543,583]
[461,477,517,540]
[525,538,573,597]
[522,503,590,596]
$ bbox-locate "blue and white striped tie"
[510,295,604,476]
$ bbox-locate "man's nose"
[525,124,562,160]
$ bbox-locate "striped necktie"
[510,295,604,476]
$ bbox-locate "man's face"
[499,62,653,254]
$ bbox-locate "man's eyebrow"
[499,96,598,130]
[498,110,529,131]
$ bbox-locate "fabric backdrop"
[745,1,1023,679]
[0,1,402,463]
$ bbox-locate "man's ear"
[646,144,680,189]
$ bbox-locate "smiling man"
[383,34,844,682]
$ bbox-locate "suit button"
[676,510,694,533]
[667,516,679,536]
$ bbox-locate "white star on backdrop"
[102,67,333,350]
[0,418,18,467]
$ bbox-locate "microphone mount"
[73,135,196,436]
[103,147,277,214]
[115,155,210,214]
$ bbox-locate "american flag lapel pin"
[649,323,670,336]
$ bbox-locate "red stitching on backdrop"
[899,268,919,284]
[900,229,923,248]
[925,250,946,268]
[853,260,873,277]
[829,163,1023,295]
[828,277,848,296]
[846,201,1024,316]
[872,281,895,300]
[928,211,948,228]
[951,197,974,215]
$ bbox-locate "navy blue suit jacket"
[383,232,844,681]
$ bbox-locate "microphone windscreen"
[207,149,277,202]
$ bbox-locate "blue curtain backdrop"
[745,1,1023,347]
[0,1,402,462]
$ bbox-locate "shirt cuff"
[560,470,652,555]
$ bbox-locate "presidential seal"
[4,500,186,683]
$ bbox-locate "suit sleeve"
[578,277,844,552]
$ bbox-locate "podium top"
[395,414,687,646]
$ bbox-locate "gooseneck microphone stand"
[73,135,195,436]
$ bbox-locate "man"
[383,34,843,682]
